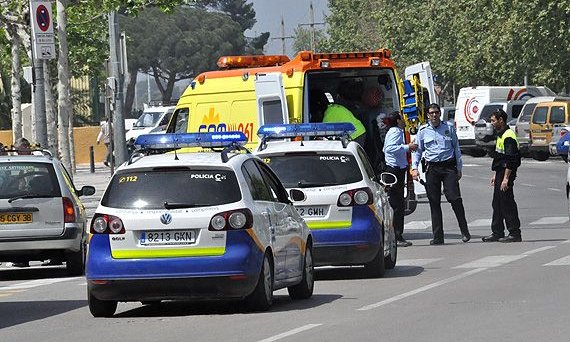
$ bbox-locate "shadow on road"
[0,300,86,329]
[114,294,342,318]
[0,266,73,281]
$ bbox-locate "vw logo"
[160,213,172,225]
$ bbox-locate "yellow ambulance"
[165,50,437,214]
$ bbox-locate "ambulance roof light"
[217,55,291,69]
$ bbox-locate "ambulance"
[166,50,438,215]
[455,86,555,155]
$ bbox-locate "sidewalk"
[74,162,113,219]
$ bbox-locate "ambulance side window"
[262,100,284,124]
[167,108,189,133]
[242,160,273,202]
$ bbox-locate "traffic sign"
[30,0,55,60]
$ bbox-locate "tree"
[292,26,326,54]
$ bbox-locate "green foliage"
[292,26,326,54]
[324,0,570,94]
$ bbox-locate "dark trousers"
[425,163,469,242]
[386,166,406,240]
[491,169,521,237]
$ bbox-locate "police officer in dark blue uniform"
[411,103,471,245]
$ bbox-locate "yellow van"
[529,100,570,161]
[166,50,437,214]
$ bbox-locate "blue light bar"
[134,132,248,149]
[257,123,355,139]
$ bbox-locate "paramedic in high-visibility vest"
[482,109,522,243]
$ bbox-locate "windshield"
[518,103,537,123]
[262,152,363,188]
[101,168,241,209]
[478,104,504,122]
[0,162,61,199]
[135,111,163,128]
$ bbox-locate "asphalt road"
[1,156,569,342]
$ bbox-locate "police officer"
[383,111,417,247]
[411,103,470,245]
[482,109,522,242]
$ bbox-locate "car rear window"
[262,152,363,188]
[479,104,503,122]
[518,103,537,123]
[101,168,241,209]
[532,107,548,124]
[550,106,566,124]
[0,162,61,199]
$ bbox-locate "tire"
[66,242,85,276]
[364,245,385,278]
[88,291,117,317]
[532,151,549,161]
[562,154,568,163]
[245,253,273,311]
[288,245,314,300]
[384,235,397,270]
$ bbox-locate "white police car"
[86,132,313,317]
[254,123,398,277]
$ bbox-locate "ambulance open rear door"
[255,72,290,125]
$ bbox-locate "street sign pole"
[29,0,55,148]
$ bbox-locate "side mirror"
[379,172,397,187]
[78,185,96,197]
[289,189,306,202]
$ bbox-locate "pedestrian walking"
[383,111,417,247]
[482,109,522,242]
[411,103,470,245]
[96,120,111,167]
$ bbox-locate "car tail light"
[561,129,568,137]
[63,197,76,223]
[208,208,253,231]
[90,213,126,234]
[337,187,374,207]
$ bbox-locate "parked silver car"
[474,100,526,152]
[0,149,95,275]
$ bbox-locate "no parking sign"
[30,0,55,60]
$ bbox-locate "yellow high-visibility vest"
[496,128,518,154]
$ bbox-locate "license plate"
[140,230,196,246]
[296,206,327,217]
[0,213,33,224]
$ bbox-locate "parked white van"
[455,86,555,155]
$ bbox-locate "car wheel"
[245,253,273,311]
[532,151,549,161]
[287,245,314,300]
[88,291,117,317]
[562,155,568,163]
[384,234,397,270]
[364,244,385,278]
[66,242,85,276]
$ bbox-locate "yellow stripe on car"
[111,247,226,259]
[307,221,351,230]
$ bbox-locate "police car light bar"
[134,132,248,149]
[257,123,355,139]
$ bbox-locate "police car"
[254,123,398,277]
[86,132,313,317]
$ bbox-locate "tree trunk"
[162,72,176,103]
[44,60,58,154]
[56,0,72,173]
[6,24,23,144]
[124,67,138,117]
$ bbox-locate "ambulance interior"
[304,69,400,124]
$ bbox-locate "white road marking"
[544,255,570,266]
[405,220,432,230]
[397,258,442,267]
[561,239,570,244]
[357,268,487,311]
[520,183,536,187]
[462,174,474,178]
[462,164,481,167]
[454,255,527,269]
[530,217,569,225]
[523,246,556,255]
[258,324,322,342]
[548,188,562,192]
[0,277,80,291]
[468,219,492,227]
